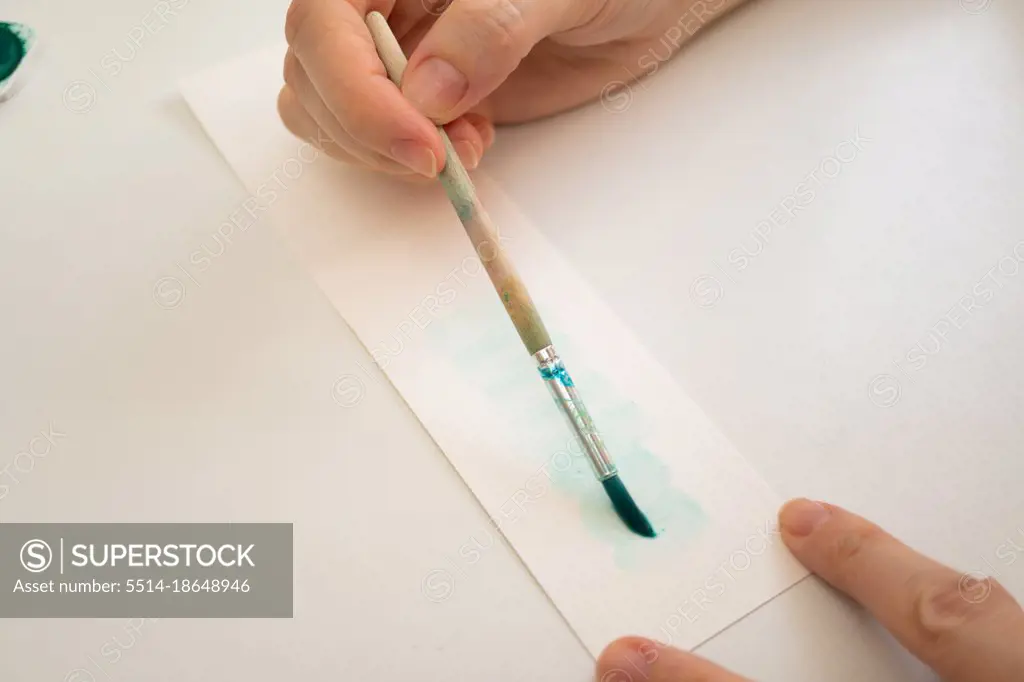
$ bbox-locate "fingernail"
[402,58,468,119]
[478,123,495,149]
[391,140,437,177]
[464,115,495,148]
[598,638,655,681]
[780,499,831,537]
[454,139,479,169]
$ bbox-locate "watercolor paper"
[180,44,808,655]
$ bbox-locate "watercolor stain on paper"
[422,295,708,568]
[541,367,707,570]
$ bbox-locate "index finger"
[285,0,445,173]
[780,499,1024,682]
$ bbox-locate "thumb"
[401,0,578,122]
[596,637,751,682]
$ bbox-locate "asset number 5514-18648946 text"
[125,578,250,593]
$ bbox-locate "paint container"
[0,22,36,102]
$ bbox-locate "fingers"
[278,82,488,182]
[282,47,415,173]
[401,0,577,122]
[596,637,750,682]
[281,0,500,176]
[277,84,359,164]
[285,0,447,176]
[278,83,437,185]
[781,499,1024,682]
[444,114,491,170]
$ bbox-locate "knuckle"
[425,0,453,12]
[910,570,979,643]
[825,523,884,573]
[471,0,527,52]
[910,572,1017,645]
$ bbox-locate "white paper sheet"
[180,44,807,655]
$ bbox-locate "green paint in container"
[0,22,35,101]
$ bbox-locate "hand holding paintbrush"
[278,0,750,177]
[364,11,654,538]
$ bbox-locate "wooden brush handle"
[365,11,553,355]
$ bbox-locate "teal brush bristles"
[603,476,656,538]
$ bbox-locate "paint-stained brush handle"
[364,11,552,355]
[365,11,655,539]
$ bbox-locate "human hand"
[596,499,1024,682]
[278,0,748,179]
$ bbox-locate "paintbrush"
[365,11,655,539]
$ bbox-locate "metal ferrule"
[533,345,617,481]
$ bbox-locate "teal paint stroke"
[426,296,562,454]
[422,295,707,567]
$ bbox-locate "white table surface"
[2,0,1022,680]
